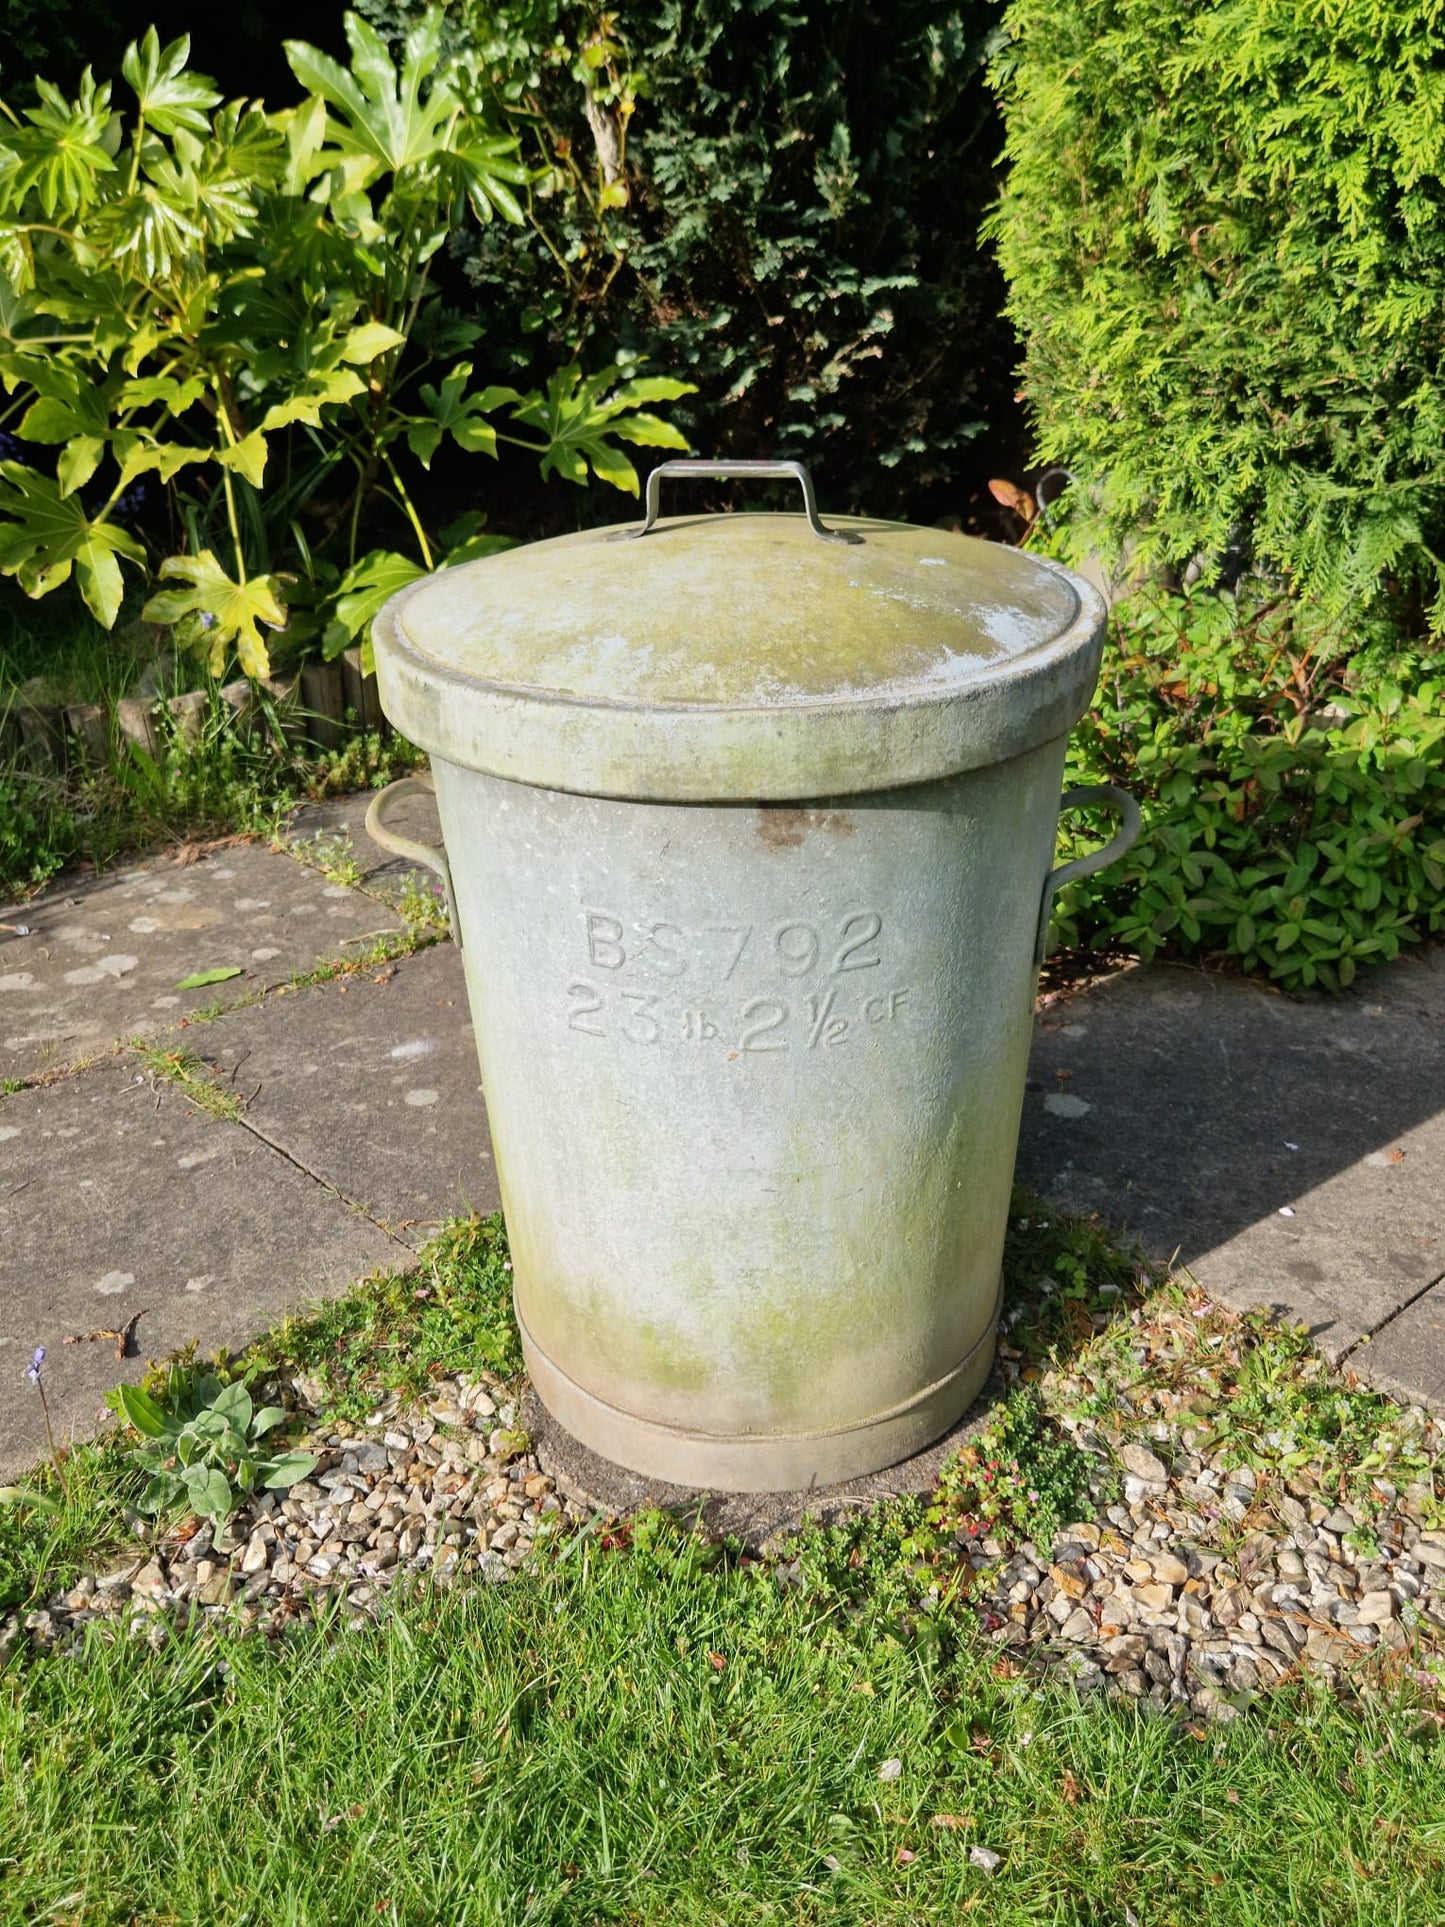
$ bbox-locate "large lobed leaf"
[407,361,518,467]
[506,365,695,494]
[285,10,458,181]
[0,72,116,222]
[121,30,221,139]
[0,464,144,626]
[142,550,287,678]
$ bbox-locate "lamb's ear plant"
[106,1365,315,1524]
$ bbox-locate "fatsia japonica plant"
[0,11,692,679]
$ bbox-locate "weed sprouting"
[132,1045,244,1122]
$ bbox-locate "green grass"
[245,1216,521,1422]
[2,686,425,902]
[3,1538,1444,1924]
[131,1044,247,1123]
[4,1202,1445,1920]
[0,1437,145,1623]
[0,590,179,712]
[288,827,365,891]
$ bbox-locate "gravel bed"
[959,1427,1445,1721]
[5,1373,1445,1726]
[1,1372,582,1660]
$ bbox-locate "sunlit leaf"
[0,462,143,626]
[504,364,696,494]
[407,361,516,467]
[112,432,211,488]
[120,29,221,138]
[175,965,243,989]
[217,429,268,487]
[285,11,456,180]
[258,368,366,432]
[321,546,427,659]
[117,1381,168,1438]
[56,435,103,497]
[118,374,206,415]
[142,549,287,678]
[263,1450,318,1489]
[0,71,116,220]
[338,320,407,365]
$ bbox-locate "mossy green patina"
[395,516,1075,706]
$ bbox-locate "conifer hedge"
[989,0,1445,631]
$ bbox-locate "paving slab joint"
[1339,1267,1445,1374]
[225,1109,419,1258]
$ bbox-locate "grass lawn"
[5,1531,1445,1924]
[2,1202,1444,1921]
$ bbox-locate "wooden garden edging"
[4,650,387,774]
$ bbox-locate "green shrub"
[1051,586,1445,990]
[0,12,690,680]
[989,0,1445,626]
[360,0,1011,519]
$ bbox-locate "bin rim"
[371,514,1109,801]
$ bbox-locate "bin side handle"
[622,459,861,545]
[363,773,461,950]
[1036,784,1141,965]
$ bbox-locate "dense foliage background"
[402,0,1015,522]
[990,0,1445,629]
[1053,590,1445,990]
[0,12,694,678]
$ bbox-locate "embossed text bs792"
[565,908,912,1053]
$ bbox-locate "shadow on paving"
[1016,946,1445,1378]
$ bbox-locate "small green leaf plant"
[0,11,693,679]
[106,1365,315,1524]
[1047,584,1445,990]
[902,1386,1096,1566]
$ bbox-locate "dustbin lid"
[372,506,1107,801]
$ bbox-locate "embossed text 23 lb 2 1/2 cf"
[566,907,911,1054]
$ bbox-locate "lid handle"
[624,459,860,544]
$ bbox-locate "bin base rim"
[518,1300,999,1494]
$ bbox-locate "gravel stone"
[1119,1443,1168,1484]
[1149,1553,1190,1587]
[9,1362,1445,1734]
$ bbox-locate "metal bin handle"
[364,773,461,949]
[1036,784,1141,964]
[623,458,860,544]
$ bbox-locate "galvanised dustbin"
[366,460,1137,1491]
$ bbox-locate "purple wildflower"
[25,1343,67,1495]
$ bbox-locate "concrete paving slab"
[1016,951,1445,1364]
[1184,1112,1445,1363]
[0,1058,398,1478]
[190,941,498,1245]
[284,784,443,908]
[0,840,404,1080]
[1354,1281,1445,1410]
